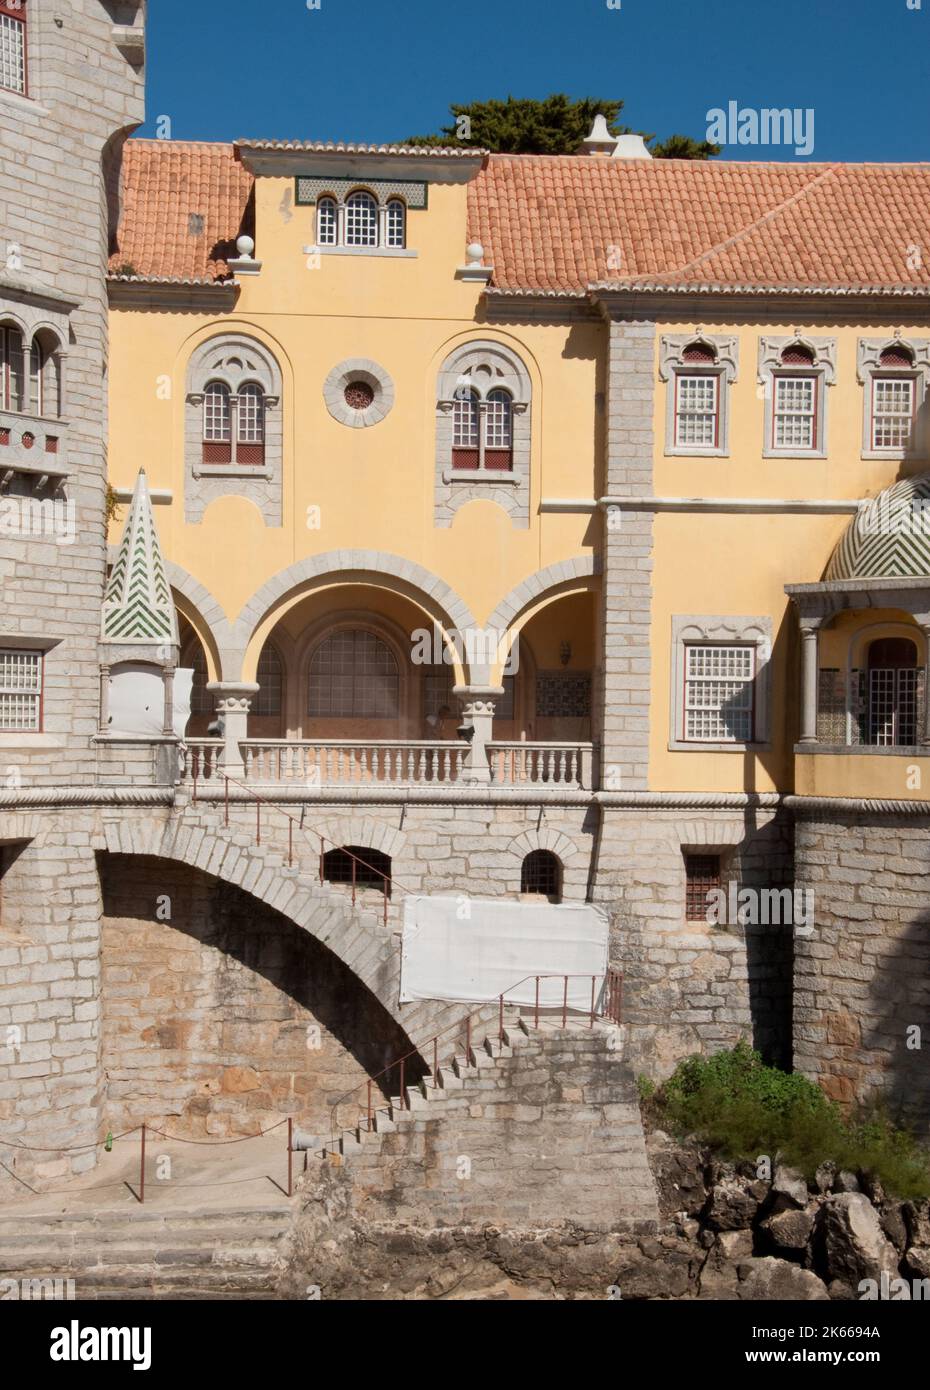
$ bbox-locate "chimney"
[579,114,618,157]
[612,133,653,160]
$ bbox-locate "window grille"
[675,373,718,447]
[521,850,561,899]
[253,642,282,717]
[323,845,391,893]
[684,644,754,742]
[685,854,720,921]
[309,630,399,718]
[0,648,41,730]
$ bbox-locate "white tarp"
[400,894,609,1009]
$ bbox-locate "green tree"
[404,94,718,159]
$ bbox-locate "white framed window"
[29,339,43,415]
[871,375,915,452]
[345,191,378,247]
[0,647,42,731]
[675,373,719,448]
[385,198,406,249]
[0,324,24,411]
[0,1,26,97]
[660,335,738,457]
[670,616,771,751]
[237,383,265,444]
[774,374,817,450]
[202,381,230,442]
[316,197,337,246]
[684,644,755,743]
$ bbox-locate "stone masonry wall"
[316,1023,658,1231]
[99,853,414,1138]
[794,811,930,1133]
[0,2,145,787]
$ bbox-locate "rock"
[828,1278,858,1301]
[703,1178,767,1231]
[736,1257,829,1301]
[833,1170,861,1193]
[904,1200,930,1248]
[647,1139,708,1219]
[762,1204,816,1252]
[904,1246,930,1278]
[772,1165,810,1208]
[715,1230,754,1261]
[880,1204,909,1254]
[814,1161,836,1194]
[821,1193,901,1285]
[860,1173,885,1206]
[675,1216,700,1240]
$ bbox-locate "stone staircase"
[0,1204,291,1300]
[309,1013,660,1231]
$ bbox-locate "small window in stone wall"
[535,672,592,719]
[521,850,562,901]
[685,853,720,922]
[323,845,391,894]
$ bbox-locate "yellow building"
[104,129,930,1108]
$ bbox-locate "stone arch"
[314,816,408,861]
[98,812,466,1054]
[507,827,585,865]
[230,551,478,683]
[166,561,231,682]
[479,557,600,684]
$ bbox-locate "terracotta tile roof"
[111,140,930,294]
[469,156,930,294]
[109,141,252,282]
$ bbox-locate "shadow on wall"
[859,908,930,1134]
[97,853,423,1139]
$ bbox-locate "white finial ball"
[466,242,484,265]
[236,234,255,258]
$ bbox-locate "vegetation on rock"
[643,1042,930,1201]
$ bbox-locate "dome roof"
[826,473,930,581]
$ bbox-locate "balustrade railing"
[185,738,595,789]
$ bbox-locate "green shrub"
[649,1041,930,1201]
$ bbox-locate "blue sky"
[143,0,930,162]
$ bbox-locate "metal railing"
[325,967,625,1151]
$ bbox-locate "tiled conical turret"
[101,470,178,644]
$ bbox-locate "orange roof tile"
[110,140,930,295]
[469,156,930,294]
[109,141,252,282]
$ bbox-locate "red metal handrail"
[325,968,625,1149]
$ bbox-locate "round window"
[344,381,375,411]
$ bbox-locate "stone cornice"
[107,277,239,312]
[599,496,861,515]
[0,788,175,808]
[786,794,930,817]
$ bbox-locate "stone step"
[0,1243,285,1271]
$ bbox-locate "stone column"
[98,663,110,734]
[161,664,176,738]
[799,621,821,744]
[455,686,503,784]
[208,682,259,779]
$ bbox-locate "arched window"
[773,344,818,452]
[781,344,816,367]
[317,196,337,246]
[202,381,231,463]
[520,850,562,901]
[323,845,391,895]
[0,324,24,411]
[879,345,915,369]
[309,629,399,719]
[484,388,513,470]
[866,637,920,747]
[0,1,27,96]
[675,342,719,448]
[29,341,44,415]
[253,641,283,717]
[386,198,406,249]
[452,387,480,469]
[345,191,378,247]
[236,382,265,465]
[681,342,717,364]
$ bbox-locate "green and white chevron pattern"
[102,471,178,644]
[826,473,930,581]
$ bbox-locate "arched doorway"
[865,636,920,746]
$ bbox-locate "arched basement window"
[323,845,391,894]
[520,849,562,901]
[309,629,399,718]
